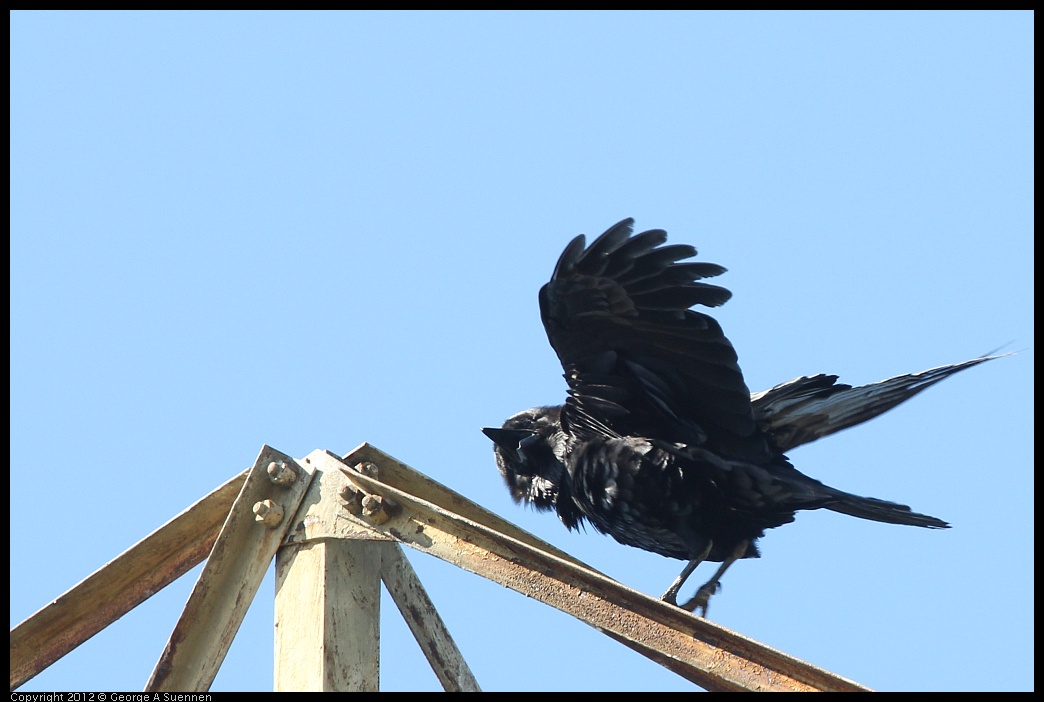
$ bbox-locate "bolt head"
[267,460,299,486]
[354,462,379,478]
[253,499,284,527]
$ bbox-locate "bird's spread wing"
[750,355,1005,452]
[539,218,769,461]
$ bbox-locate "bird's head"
[482,406,577,524]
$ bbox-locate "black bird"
[483,217,995,615]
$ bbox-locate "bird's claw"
[679,582,720,616]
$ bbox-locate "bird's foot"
[679,582,720,616]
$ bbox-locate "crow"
[483,217,996,615]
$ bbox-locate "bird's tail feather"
[827,493,949,529]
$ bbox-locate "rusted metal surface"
[335,444,872,692]
[283,453,395,544]
[10,468,248,690]
[145,445,316,692]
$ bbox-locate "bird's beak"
[482,427,534,452]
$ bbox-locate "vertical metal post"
[274,539,387,691]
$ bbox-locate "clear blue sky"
[11,11,1032,692]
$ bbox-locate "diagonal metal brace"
[145,445,316,692]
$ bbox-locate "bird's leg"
[680,539,749,616]
[661,540,713,606]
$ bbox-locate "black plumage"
[483,218,993,615]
